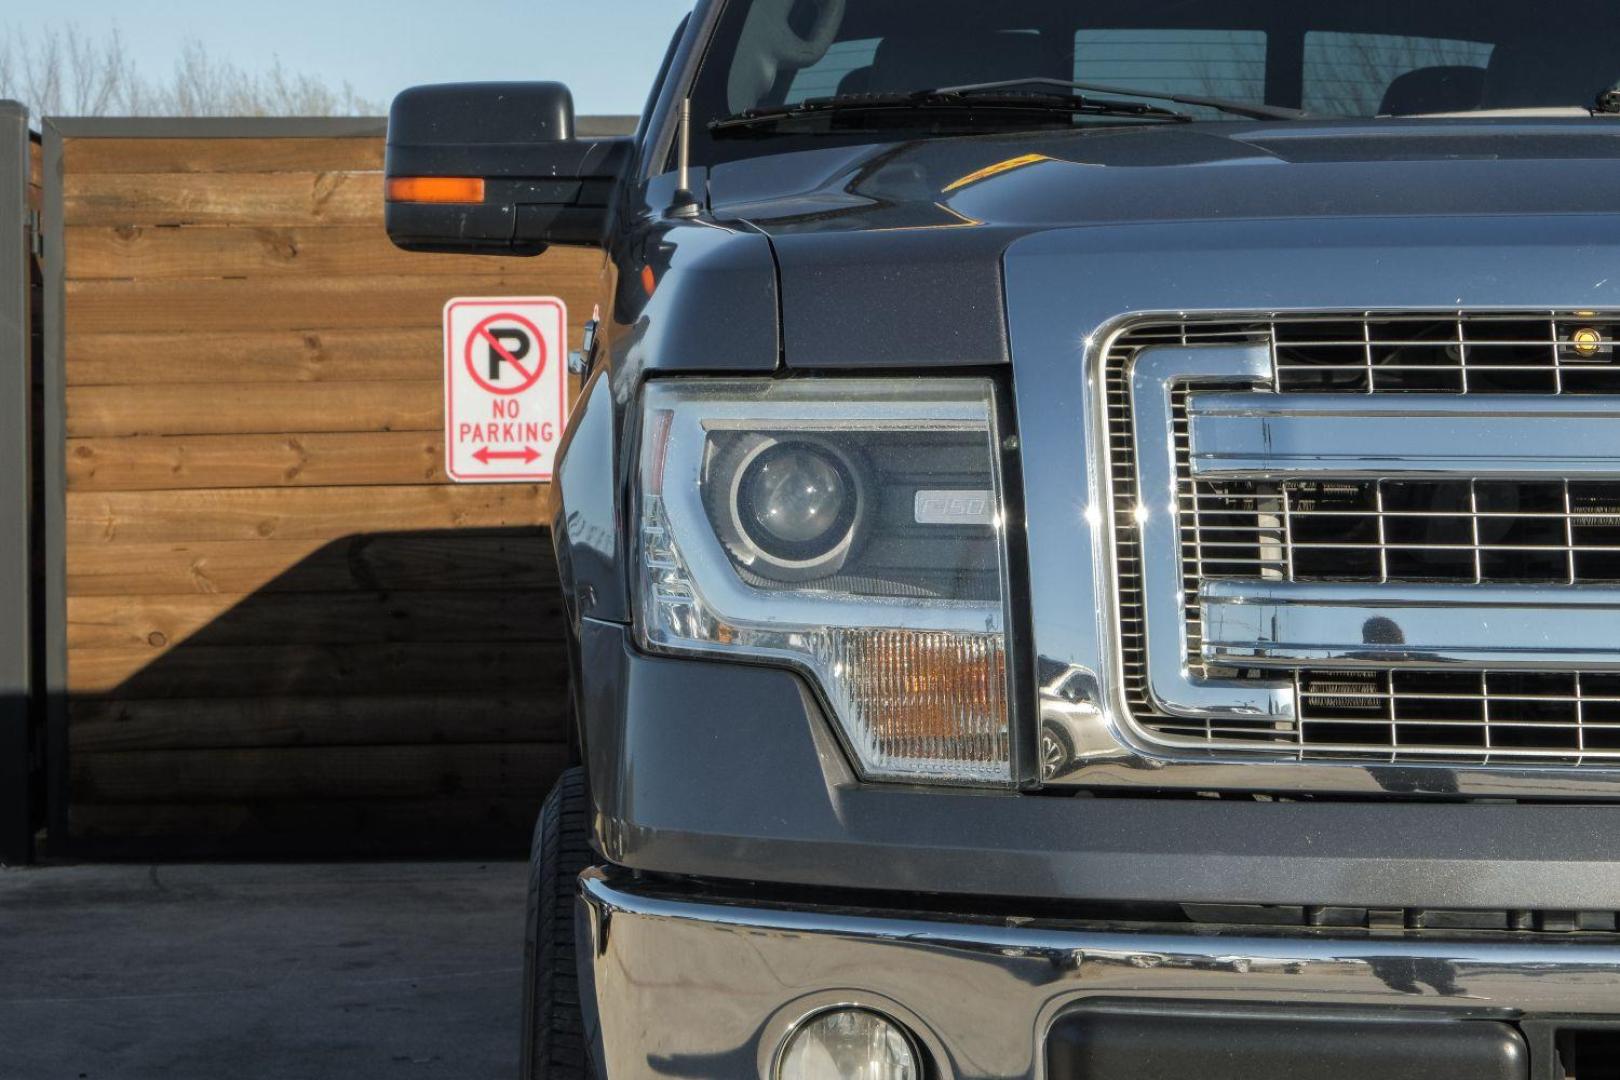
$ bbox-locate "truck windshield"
[691,0,1620,160]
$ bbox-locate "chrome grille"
[1190,478,1620,585]
[1108,313,1620,764]
[1274,314,1620,395]
[1106,321,1266,730]
[1293,669,1620,760]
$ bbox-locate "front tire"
[520,767,594,1079]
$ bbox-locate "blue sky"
[8,1,694,115]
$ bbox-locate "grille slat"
[1108,312,1620,765]
[1197,479,1620,585]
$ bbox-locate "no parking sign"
[443,297,568,483]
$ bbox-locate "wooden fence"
[39,118,610,856]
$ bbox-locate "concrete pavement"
[0,861,528,1079]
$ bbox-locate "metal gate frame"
[0,101,35,864]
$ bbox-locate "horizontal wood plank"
[64,171,384,227]
[70,743,565,803]
[68,796,546,854]
[66,328,445,385]
[70,692,567,751]
[68,639,566,696]
[64,272,591,333]
[67,322,595,386]
[66,483,551,545]
[66,382,442,437]
[65,224,577,281]
[68,431,448,490]
[63,136,385,175]
[66,531,554,597]
[67,589,562,651]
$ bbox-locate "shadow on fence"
[57,525,571,860]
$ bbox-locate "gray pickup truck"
[384,1,1620,1077]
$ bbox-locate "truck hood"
[709,119,1620,368]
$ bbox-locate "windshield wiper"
[939,77,1308,121]
[710,88,1190,136]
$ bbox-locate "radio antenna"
[668,98,701,219]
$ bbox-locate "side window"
[1074,29,1267,114]
[1304,32,1494,115]
[785,38,882,103]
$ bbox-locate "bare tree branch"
[0,23,380,117]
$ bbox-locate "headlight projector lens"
[731,439,863,578]
[746,444,848,546]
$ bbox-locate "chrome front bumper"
[578,868,1620,1079]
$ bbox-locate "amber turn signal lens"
[832,628,1009,772]
[385,177,486,204]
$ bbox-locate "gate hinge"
[26,208,42,259]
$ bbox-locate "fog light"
[778,1008,919,1080]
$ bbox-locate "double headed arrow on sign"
[471,446,541,465]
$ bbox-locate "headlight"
[634,378,1013,785]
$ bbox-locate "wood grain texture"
[71,743,564,803]
[69,639,565,696]
[67,589,562,651]
[66,382,443,438]
[67,431,448,491]
[70,692,566,751]
[65,224,545,281]
[64,171,384,227]
[63,136,385,175]
[66,484,551,545]
[63,272,591,333]
[66,531,554,597]
[65,594,567,696]
[67,797,547,856]
[66,318,595,385]
[66,328,446,385]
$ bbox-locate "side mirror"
[385,82,631,256]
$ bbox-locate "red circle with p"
[465,313,546,395]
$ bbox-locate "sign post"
[443,297,568,483]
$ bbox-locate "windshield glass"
[691,0,1620,160]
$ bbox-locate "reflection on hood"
[711,120,1620,238]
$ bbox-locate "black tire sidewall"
[520,767,593,1080]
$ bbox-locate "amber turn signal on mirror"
[385,177,486,204]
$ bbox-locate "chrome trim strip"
[1189,392,1620,479]
[580,869,1620,1080]
[1130,345,1295,721]
[1203,580,1620,670]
